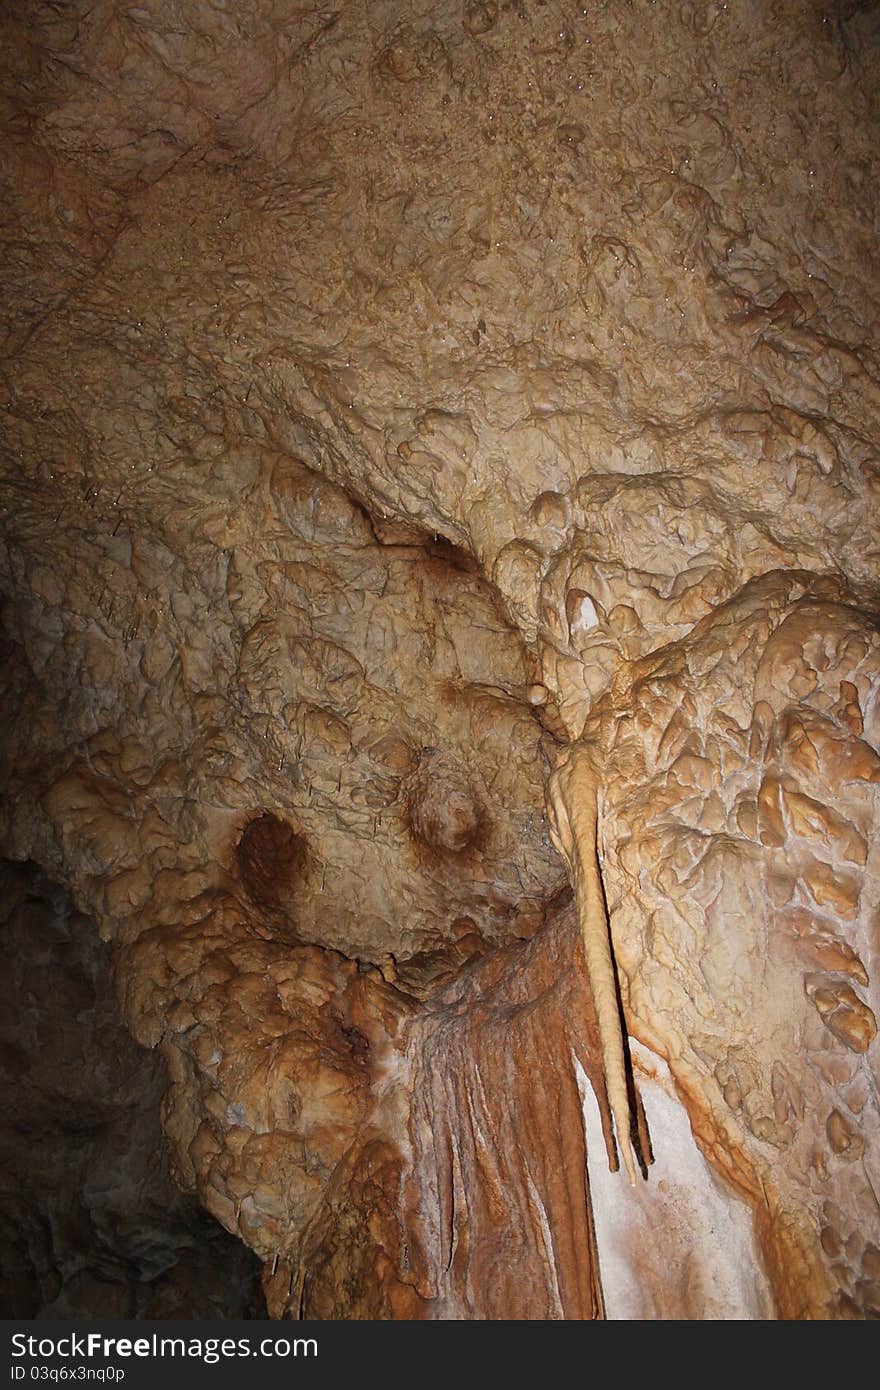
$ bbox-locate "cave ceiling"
[1,0,879,1320]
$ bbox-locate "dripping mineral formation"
[1,0,878,1319]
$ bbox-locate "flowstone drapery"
[2,0,879,1318]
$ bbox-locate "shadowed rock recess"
[1,0,878,1320]
[0,861,264,1318]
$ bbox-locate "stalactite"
[547,743,640,1187]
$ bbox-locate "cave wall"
[1,0,879,1318]
[0,859,264,1319]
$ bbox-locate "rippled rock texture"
[1,0,879,1318]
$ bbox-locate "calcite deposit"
[1,0,879,1319]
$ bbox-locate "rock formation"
[0,860,264,1318]
[1,0,878,1318]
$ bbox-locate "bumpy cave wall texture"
[1,0,879,1321]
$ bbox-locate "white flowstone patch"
[573,595,601,633]
[576,1043,775,1320]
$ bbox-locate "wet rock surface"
[1,0,879,1318]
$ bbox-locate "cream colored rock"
[2,0,879,1321]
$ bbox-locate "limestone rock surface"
[0,860,263,1319]
[2,0,879,1318]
